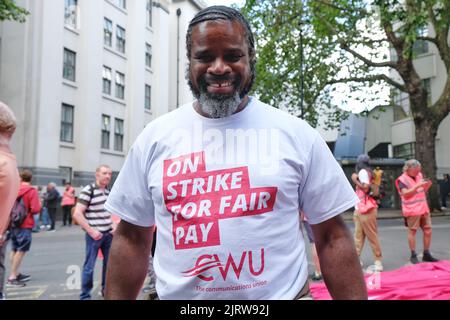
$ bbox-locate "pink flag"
[310,261,450,300]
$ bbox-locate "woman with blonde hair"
[395,159,438,264]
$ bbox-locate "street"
[350,215,450,273]
[3,215,450,300]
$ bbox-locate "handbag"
[358,194,378,214]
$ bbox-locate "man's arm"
[105,220,153,299]
[311,215,368,300]
[72,203,103,240]
[423,180,432,192]
[351,173,366,191]
[30,189,42,215]
[46,190,57,201]
[400,180,429,199]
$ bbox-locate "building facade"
[0,0,205,186]
[168,0,205,111]
[324,22,450,180]
[385,23,450,178]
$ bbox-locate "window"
[114,118,124,152]
[59,166,72,185]
[116,25,126,54]
[393,104,409,122]
[146,0,152,27]
[63,48,76,81]
[115,0,126,9]
[145,85,151,110]
[393,143,416,159]
[413,26,429,56]
[101,115,111,149]
[115,72,125,99]
[145,43,152,68]
[104,18,113,47]
[392,89,410,122]
[60,104,74,143]
[389,46,398,63]
[102,66,112,95]
[421,78,432,106]
[64,0,78,29]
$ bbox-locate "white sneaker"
[374,260,383,272]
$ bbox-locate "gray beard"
[198,91,242,119]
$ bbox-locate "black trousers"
[62,205,73,225]
[442,193,448,208]
[47,207,57,230]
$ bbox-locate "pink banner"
[310,261,450,300]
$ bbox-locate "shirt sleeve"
[358,169,370,185]
[398,181,407,191]
[299,133,358,225]
[105,141,155,227]
[77,185,92,206]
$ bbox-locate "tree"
[241,0,450,210]
[0,0,29,22]
[240,0,350,130]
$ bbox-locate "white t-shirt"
[105,98,358,300]
[358,169,370,185]
[355,169,371,211]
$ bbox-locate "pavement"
[2,213,449,300]
[341,208,450,221]
[2,225,151,300]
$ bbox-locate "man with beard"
[104,6,367,300]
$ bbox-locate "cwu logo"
[182,249,265,282]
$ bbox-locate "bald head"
[0,101,17,137]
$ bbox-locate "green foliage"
[240,0,450,130]
[240,0,350,128]
[240,0,450,208]
[0,0,29,23]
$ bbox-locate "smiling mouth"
[208,81,233,88]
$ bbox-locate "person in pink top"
[0,101,21,299]
[61,182,76,226]
[352,154,383,272]
[395,159,438,264]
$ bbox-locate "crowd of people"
[349,154,441,272]
[29,182,76,233]
[300,153,447,281]
[0,102,156,299]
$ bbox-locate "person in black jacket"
[440,174,450,210]
[45,183,60,231]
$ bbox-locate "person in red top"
[61,182,76,226]
[7,169,41,287]
[395,159,438,264]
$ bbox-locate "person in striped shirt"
[73,164,116,300]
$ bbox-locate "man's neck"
[96,181,107,189]
[0,136,12,153]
